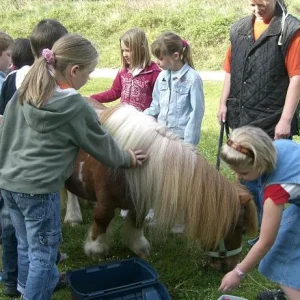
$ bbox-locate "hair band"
[42,48,55,65]
[182,39,188,48]
[227,139,254,158]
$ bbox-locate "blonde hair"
[120,27,151,70]
[221,126,276,174]
[19,34,98,108]
[151,31,194,69]
[99,105,246,249]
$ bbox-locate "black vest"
[227,7,300,138]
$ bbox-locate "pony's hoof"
[130,236,151,258]
[84,234,110,258]
[64,220,81,227]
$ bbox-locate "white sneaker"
[120,210,128,218]
[145,209,154,221]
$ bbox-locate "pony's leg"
[84,204,114,258]
[64,191,83,226]
[123,210,150,258]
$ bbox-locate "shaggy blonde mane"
[100,105,243,250]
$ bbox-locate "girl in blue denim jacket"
[219,126,300,300]
[144,32,205,146]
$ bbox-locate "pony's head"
[206,184,257,272]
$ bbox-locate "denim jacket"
[144,63,205,145]
[262,139,300,206]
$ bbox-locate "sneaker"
[120,210,128,218]
[3,285,21,297]
[58,252,69,264]
[145,209,154,221]
[54,272,68,292]
[257,289,287,300]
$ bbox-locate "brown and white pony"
[65,100,258,271]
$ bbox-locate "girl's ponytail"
[19,34,98,108]
[18,54,56,107]
[152,32,195,69]
[182,42,195,69]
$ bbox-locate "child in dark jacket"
[90,27,160,111]
[0,38,35,114]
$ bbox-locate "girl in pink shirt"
[91,27,160,111]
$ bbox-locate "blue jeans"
[1,190,62,300]
[241,176,263,228]
[0,196,18,288]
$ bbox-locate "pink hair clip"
[42,48,55,65]
[182,39,189,48]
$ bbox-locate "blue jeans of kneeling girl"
[1,190,62,300]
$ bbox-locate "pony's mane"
[100,105,241,250]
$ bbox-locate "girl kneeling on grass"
[0,34,147,300]
[219,126,300,300]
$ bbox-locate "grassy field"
[0,0,299,70]
[1,1,300,298]
[0,79,280,300]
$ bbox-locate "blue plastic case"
[67,258,171,300]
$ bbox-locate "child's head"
[0,31,13,73]
[220,126,276,181]
[119,27,151,70]
[30,19,68,58]
[11,38,34,69]
[151,31,194,70]
[19,34,98,107]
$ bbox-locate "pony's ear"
[239,193,252,205]
[237,184,252,205]
[243,199,258,236]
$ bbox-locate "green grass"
[0,79,280,299]
[1,0,299,71]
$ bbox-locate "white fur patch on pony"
[78,161,85,182]
[84,230,109,257]
[123,217,150,258]
[64,191,82,225]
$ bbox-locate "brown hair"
[19,34,98,108]
[120,27,151,70]
[30,19,68,58]
[0,31,13,55]
[11,38,34,69]
[151,31,194,69]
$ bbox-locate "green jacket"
[0,87,130,194]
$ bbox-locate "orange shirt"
[223,19,300,77]
[57,82,72,89]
